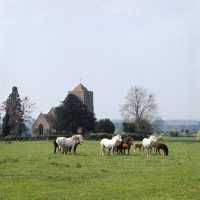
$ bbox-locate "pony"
[62,140,81,154]
[152,136,163,151]
[123,135,134,143]
[100,134,122,156]
[53,135,72,154]
[120,140,133,155]
[55,135,83,155]
[142,135,157,156]
[155,143,168,156]
[134,143,143,152]
[114,136,134,155]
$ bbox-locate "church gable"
[32,111,55,136]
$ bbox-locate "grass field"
[0,138,200,200]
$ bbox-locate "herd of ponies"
[53,134,169,156]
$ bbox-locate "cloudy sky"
[1,1,200,121]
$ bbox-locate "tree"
[181,129,184,134]
[119,86,162,134]
[0,87,35,136]
[54,94,96,134]
[94,119,115,134]
[122,122,135,133]
[185,129,190,135]
[168,129,180,137]
[2,113,11,137]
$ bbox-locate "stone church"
[32,84,94,136]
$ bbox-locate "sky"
[1,0,200,121]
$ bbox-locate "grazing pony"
[155,143,168,156]
[55,135,83,155]
[134,143,143,152]
[100,134,122,156]
[62,140,81,154]
[142,135,157,156]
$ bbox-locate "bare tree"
[21,97,36,122]
[119,86,162,133]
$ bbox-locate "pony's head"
[71,135,84,143]
[156,136,163,142]
[116,134,122,142]
[149,135,157,143]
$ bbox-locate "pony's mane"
[71,135,83,140]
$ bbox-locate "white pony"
[100,134,122,156]
[142,135,157,156]
[56,135,83,155]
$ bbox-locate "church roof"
[73,84,88,91]
[43,114,55,125]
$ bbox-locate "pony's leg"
[71,146,75,155]
[149,148,152,156]
[58,146,62,154]
[54,146,57,154]
[142,147,145,155]
[100,146,104,156]
[111,147,114,156]
[108,149,111,155]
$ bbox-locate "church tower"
[68,84,94,113]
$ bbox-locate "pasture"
[0,138,200,200]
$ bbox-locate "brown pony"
[123,135,134,143]
[108,135,134,155]
[134,143,143,152]
[121,140,133,155]
[155,143,168,156]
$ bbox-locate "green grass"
[0,139,200,200]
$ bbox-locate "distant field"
[0,138,200,200]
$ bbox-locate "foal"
[155,143,168,156]
[134,143,143,152]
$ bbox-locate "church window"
[39,124,43,135]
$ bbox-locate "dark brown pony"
[114,136,134,155]
[155,143,168,156]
